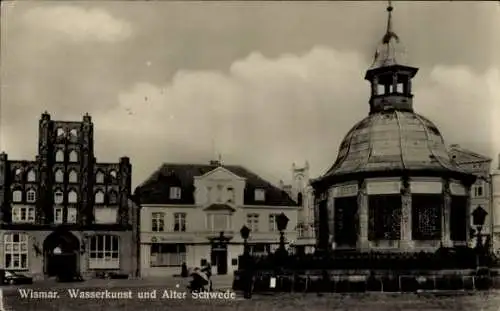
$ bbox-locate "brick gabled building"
[0,112,139,280]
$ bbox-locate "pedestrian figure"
[201,263,212,291]
[181,262,188,278]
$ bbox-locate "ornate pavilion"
[310,3,477,254]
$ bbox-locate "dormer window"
[254,189,265,201]
[169,187,182,200]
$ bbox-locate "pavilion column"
[327,189,335,249]
[357,182,369,250]
[441,180,452,247]
[400,181,413,249]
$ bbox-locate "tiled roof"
[448,145,491,164]
[134,163,297,206]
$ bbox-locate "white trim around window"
[4,233,29,270]
[26,189,36,203]
[89,235,120,269]
[54,207,63,224]
[11,206,35,223]
[206,213,232,232]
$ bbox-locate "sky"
[1,1,499,189]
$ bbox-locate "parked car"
[3,271,33,285]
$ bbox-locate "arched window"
[69,150,78,163]
[54,189,64,204]
[26,189,36,203]
[56,128,65,137]
[108,191,118,205]
[95,191,105,204]
[54,169,64,183]
[89,235,120,269]
[95,171,104,184]
[55,150,64,162]
[68,190,78,203]
[68,170,78,183]
[70,129,77,137]
[12,190,22,202]
[26,169,36,182]
[109,170,117,180]
[13,168,22,181]
[4,233,29,269]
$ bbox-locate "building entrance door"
[210,232,229,275]
[210,246,228,275]
[43,230,80,278]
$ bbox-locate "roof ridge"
[449,146,491,161]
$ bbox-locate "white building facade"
[280,162,316,253]
[136,161,299,277]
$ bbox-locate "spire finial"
[371,1,400,68]
[383,1,397,44]
[386,1,393,34]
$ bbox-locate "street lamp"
[240,225,251,256]
[275,212,289,254]
[472,206,488,249]
[239,225,253,299]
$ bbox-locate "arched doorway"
[43,230,80,277]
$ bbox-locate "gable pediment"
[195,166,245,182]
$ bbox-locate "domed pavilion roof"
[322,111,465,178]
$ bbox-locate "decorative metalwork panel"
[368,195,402,240]
[411,194,442,240]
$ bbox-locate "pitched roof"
[134,163,297,206]
[448,144,491,164]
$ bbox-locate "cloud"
[22,6,132,43]
[89,46,499,187]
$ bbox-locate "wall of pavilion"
[313,173,475,253]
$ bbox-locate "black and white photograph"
[0,1,499,310]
